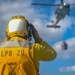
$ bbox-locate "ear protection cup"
[26,21,32,41]
[27,26,32,41]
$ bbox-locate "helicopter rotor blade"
[70,4,75,5]
[32,3,60,6]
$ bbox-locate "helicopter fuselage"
[32,0,75,29]
[55,4,70,21]
[47,3,70,28]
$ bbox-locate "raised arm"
[30,23,57,61]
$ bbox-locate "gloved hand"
[29,23,42,43]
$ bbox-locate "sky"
[0,0,75,75]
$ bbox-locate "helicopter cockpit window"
[55,7,60,14]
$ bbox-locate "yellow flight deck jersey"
[0,37,57,75]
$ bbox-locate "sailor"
[0,15,57,75]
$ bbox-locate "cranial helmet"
[6,15,32,41]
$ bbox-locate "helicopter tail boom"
[46,20,60,28]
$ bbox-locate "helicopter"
[32,0,75,29]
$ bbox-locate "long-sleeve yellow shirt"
[0,37,57,75]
